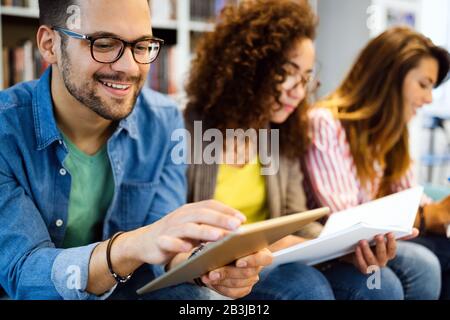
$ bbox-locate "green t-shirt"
[61,135,114,248]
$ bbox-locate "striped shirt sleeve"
[303,108,361,213]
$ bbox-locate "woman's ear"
[36,26,58,65]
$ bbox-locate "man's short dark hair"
[39,0,77,27]
[39,0,151,27]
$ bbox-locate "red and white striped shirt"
[302,108,430,213]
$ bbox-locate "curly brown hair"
[184,0,317,159]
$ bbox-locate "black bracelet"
[189,243,207,287]
[106,232,133,284]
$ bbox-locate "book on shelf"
[149,0,238,23]
[2,40,49,88]
[190,0,239,22]
[146,45,178,95]
[1,0,38,8]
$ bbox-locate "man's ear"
[36,26,59,65]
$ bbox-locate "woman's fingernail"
[210,272,220,281]
[202,276,210,284]
[236,213,246,222]
[210,230,222,240]
[237,260,247,268]
[228,219,241,229]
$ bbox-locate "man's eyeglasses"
[52,27,164,65]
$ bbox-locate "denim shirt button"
[55,219,64,227]
[59,168,67,176]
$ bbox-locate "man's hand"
[129,200,247,266]
[423,196,450,235]
[200,248,273,299]
[87,200,246,295]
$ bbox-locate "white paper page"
[320,186,423,238]
[271,223,410,267]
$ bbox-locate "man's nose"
[110,46,141,76]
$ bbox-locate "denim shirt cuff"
[51,243,116,300]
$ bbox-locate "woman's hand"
[268,235,307,252]
[345,233,397,274]
[201,248,273,299]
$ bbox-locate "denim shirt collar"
[117,102,139,140]
[32,68,139,151]
[33,68,62,150]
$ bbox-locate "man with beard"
[0,0,272,300]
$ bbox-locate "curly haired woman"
[183,0,410,300]
[303,27,449,299]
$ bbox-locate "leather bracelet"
[106,232,133,284]
[189,243,207,287]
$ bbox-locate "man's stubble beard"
[60,50,143,121]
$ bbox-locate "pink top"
[302,107,430,213]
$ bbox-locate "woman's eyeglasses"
[283,71,320,93]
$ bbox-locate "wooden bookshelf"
[152,19,178,31]
[1,6,38,18]
[189,21,215,33]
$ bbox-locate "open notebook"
[271,186,423,267]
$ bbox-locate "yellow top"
[214,160,269,224]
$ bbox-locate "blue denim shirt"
[0,68,187,300]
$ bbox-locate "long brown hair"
[184,0,317,159]
[317,27,450,196]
